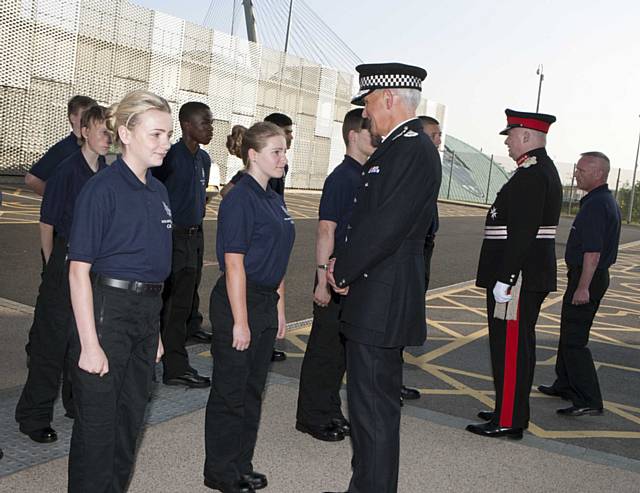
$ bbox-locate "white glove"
[493,281,512,303]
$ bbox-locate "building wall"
[0,0,447,189]
[0,0,354,188]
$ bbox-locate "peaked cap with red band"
[499,109,556,135]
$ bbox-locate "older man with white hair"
[326,62,441,493]
[538,151,621,417]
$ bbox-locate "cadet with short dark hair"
[153,101,213,389]
[15,104,110,444]
[295,108,374,442]
[25,95,97,196]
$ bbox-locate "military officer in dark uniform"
[327,63,441,493]
[467,109,562,439]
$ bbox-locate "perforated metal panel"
[0,0,356,187]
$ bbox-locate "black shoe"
[163,371,210,388]
[477,410,494,421]
[556,405,603,416]
[401,385,420,400]
[465,422,523,440]
[295,421,345,442]
[204,476,254,493]
[537,384,569,400]
[271,350,287,362]
[331,417,350,436]
[241,471,267,490]
[189,329,212,343]
[22,426,57,444]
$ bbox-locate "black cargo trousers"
[67,280,161,493]
[16,235,74,432]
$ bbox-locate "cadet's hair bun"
[226,125,246,159]
[105,102,119,137]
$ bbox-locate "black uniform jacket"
[476,147,562,292]
[333,118,442,347]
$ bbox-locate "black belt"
[94,274,164,295]
[173,224,202,235]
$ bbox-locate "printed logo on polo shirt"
[368,166,380,174]
[281,205,294,224]
[200,167,206,187]
[161,201,172,229]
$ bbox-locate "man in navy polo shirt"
[25,95,97,196]
[153,102,213,388]
[296,108,374,442]
[15,105,109,444]
[538,151,621,416]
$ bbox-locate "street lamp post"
[536,64,544,112]
[627,114,640,224]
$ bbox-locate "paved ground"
[1,188,640,491]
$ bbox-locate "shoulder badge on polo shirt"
[368,165,380,174]
[161,201,172,229]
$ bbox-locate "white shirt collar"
[381,117,417,143]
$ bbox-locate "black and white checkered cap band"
[359,73,423,90]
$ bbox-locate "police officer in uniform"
[15,105,109,443]
[153,101,213,388]
[538,151,621,416]
[66,90,172,491]
[327,63,441,493]
[467,109,562,439]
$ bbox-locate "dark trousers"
[487,289,547,429]
[423,236,435,292]
[204,277,278,483]
[16,236,74,432]
[161,227,203,378]
[553,266,608,408]
[296,292,346,427]
[187,228,205,336]
[345,338,403,493]
[68,282,161,493]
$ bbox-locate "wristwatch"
[317,264,329,270]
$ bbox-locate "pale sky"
[133,0,640,179]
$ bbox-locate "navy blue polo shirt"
[152,139,211,227]
[29,132,81,181]
[40,150,106,240]
[68,158,173,283]
[565,184,621,269]
[319,155,363,245]
[217,174,295,287]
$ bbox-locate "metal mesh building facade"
[0,0,355,188]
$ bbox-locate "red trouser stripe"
[499,303,520,428]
